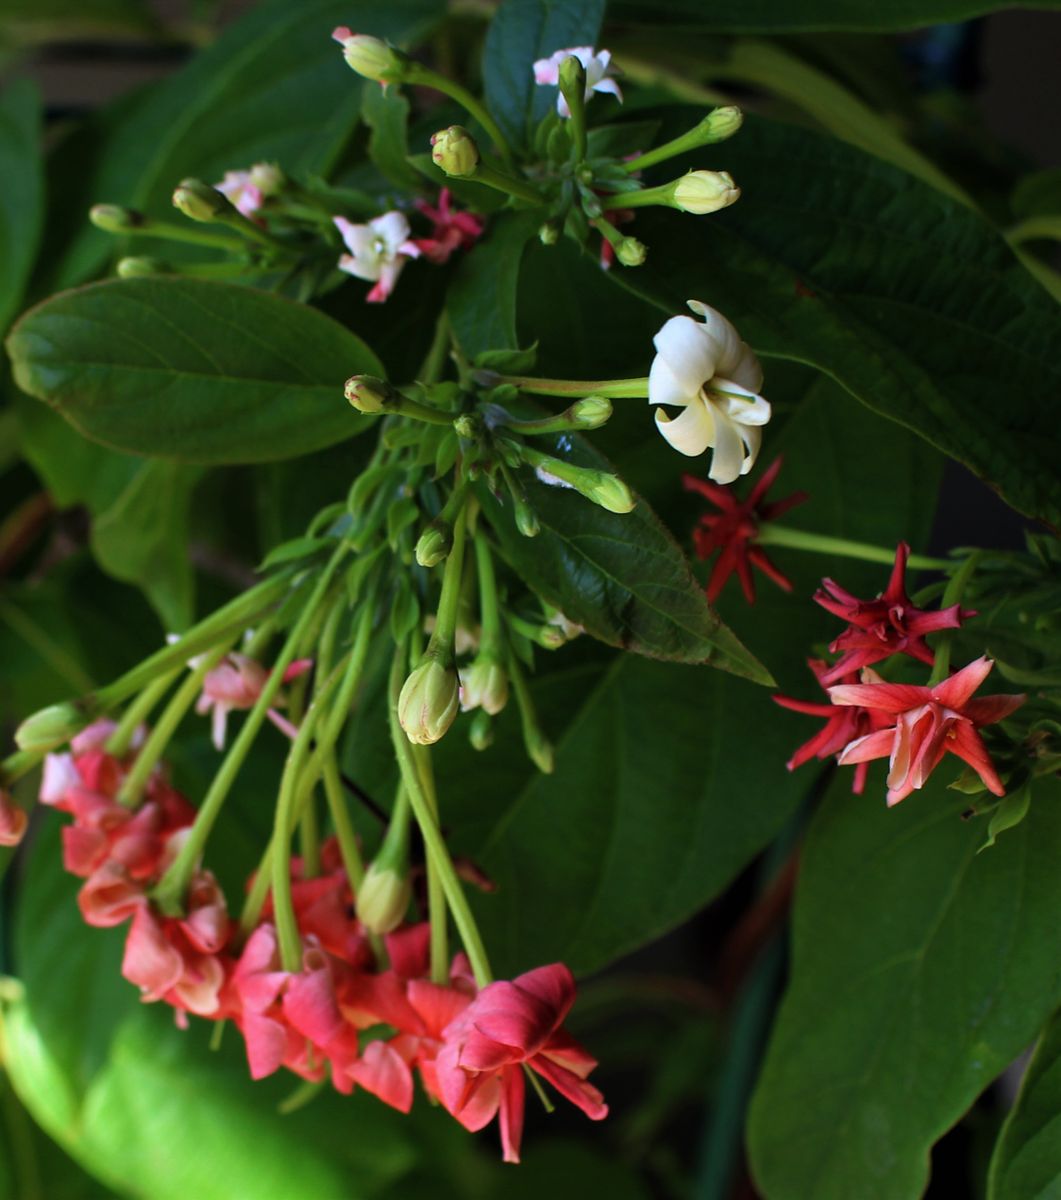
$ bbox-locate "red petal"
[828,682,931,713]
[837,728,897,766]
[500,1065,526,1164]
[932,656,994,710]
[348,1040,414,1113]
[122,907,183,1000]
[948,722,1006,796]
[240,1012,289,1079]
[407,979,473,1039]
[530,1055,608,1120]
[962,693,1026,727]
[283,968,344,1045]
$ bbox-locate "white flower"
[648,301,770,483]
[333,211,421,303]
[532,46,622,118]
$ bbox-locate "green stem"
[153,552,346,915]
[0,749,44,790]
[409,66,513,165]
[412,746,448,985]
[472,162,546,205]
[473,534,503,653]
[927,550,981,686]
[299,794,321,878]
[322,752,364,889]
[426,507,468,657]
[129,219,246,251]
[117,645,229,808]
[492,374,650,399]
[605,182,676,210]
[388,648,492,987]
[105,668,181,757]
[755,524,954,571]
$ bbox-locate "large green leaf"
[0,80,42,334]
[607,0,1061,33]
[609,113,1061,528]
[42,0,442,291]
[7,278,382,464]
[987,1008,1061,1200]
[748,774,1061,1200]
[482,0,607,150]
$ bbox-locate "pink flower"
[685,456,808,604]
[815,543,971,685]
[215,164,282,219]
[334,212,421,303]
[0,790,27,847]
[435,963,607,1162]
[829,656,1025,806]
[532,47,622,118]
[412,189,483,264]
[196,653,312,749]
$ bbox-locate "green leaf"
[0,0,159,46]
[610,113,1061,528]
[42,0,442,290]
[447,211,540,358]
[747,773,1061,1200]
[361,83,420,191]
[0,80,43,333]
[482,0,607,150]
[607,0,1061,33]
[988,1006,1061,1200]
[7,278,383,464]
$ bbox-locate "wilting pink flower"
[0,790,27,847]
[829,656,1025,806]
[412,189,483,264]
[685,456,808,604]
[334,212,421,303]
[773,661,893,794]
[815,543,971,685]
[196,653,312,750]
[532,47,622,118]
[435,963,607,1162]
[214,164,282,219]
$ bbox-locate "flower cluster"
[775,544,1023,804]
[37,726,605,1161]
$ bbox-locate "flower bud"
[345,374,389,414]
[431,126,480,178]
[568,395,612,430]
[356,862,411,934]
[615,237,646,267]
[15,702,89,753]
[558,54,587,115]
[538,220,560,246]
[514,499,540,538]
[0,790,27,848]
[249,162,284,195]
[460,657,509,716]
[398,656,459,745]
[172,179,231,223]
[116,256,169,278]
[700,105,743,142]
[526,726,555,774]
[415,521,452,568]
[583,473,635,514]
[332,28,406,82]
[469,709,494,751]
[673,170,740,215]
[89,204,144,233]
[453,413,484,440]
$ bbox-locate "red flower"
[412,189,484,264]
[773,660,893,794]
[684,456,807,604]
[828,656,1025,806]
[815,542,970,684]
[434,963,607,1163]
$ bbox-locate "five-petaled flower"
[684,456,807,603]
[532,47,622,118]
[828,656,1024,806]
[649,301,771,482]
[412,189,484,264]
[814,542,971,685]
[334,212,421,303]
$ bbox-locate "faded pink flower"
[334,212,421,303]
[196,653,312,749]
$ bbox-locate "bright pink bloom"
[815,543,971,684]
[412,189,483,264]
[829,656,1025,806]
[0,791,27,847]
[773,661,893,794]
[196,654,312,750]
[685,456,807,604]
[435,963,607,1162]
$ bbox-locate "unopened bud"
[558,54,587,111]
[526,726,555,774]
[568,395,612,430]
[530,453,635,514]
[89,204,144,233]
[332,28,406,82]
[454,413,484,440]
[514,499,540,538]
[345,374,389,414]
[469,709,494,751]
[583,473,635,514]
[538,221,560,246]
[673,169,740,215]
[15,701,89,753]
[459,657,509,716]
[398,656,459,745]
[356,862,411,934]
[415,521,452,568]
[700,105,743,143]
[249,162,284,195]
[616,237,646,267]
[172,179,231,223]
[117,256,169,278]
[431,126,480,178]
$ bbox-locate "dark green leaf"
[7,278,383,464]
[747,774,1061,1200]
[988,1006,1061,1200]
[0,0,158,45]
[482,0,607,150]
[361,83,420,191]
[610,114,1061,528]
[0,80,43,333]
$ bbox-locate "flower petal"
[652,315,717,396]
[654,400,714,457]
[931,656,995,710]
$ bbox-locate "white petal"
[726,343,764,393]
[705,403,746,484]
[370,211,411,254]
[338,252,379,282]
[648,353,694,408]
[714,381,772,427]
[592,77,623,102]
[652,315,717,394]
[654,399,714,457]
[334,216,371,257]
[737,423,761,474]
[685,300,741,363]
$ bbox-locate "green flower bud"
[616,237,647,267]
[514,499,540,538]
[673,170,740,215]
[459,657,509,716]
[345,374,389,414]
[526,726,555,774]
[583,473,635,514]
[356,862,411,934]
[89,204,144,233]
[15,702,89,753]
[469,709,494,751]
[700,105,743,142]
[415,520,452,568]
[431,126,480,178]
[116,256,169,278]
[249,162,284,195]
[333,30,406,83]
[453,413,484,440]
[172,179,231,223]
[568,395,612,430]
[398,656,459,745]
[538,221,560,246]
